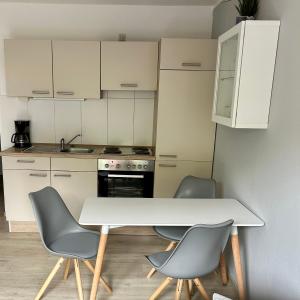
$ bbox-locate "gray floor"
[0,183,237,300]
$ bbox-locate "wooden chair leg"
[149,277,173,300]
[220,253,228,286]
[147,241,176,279]
[175,279,183,300]
[188,280,193,295]
[74,259,84,300]
[193,278,209,300]
[35,257,65,300]
[82,260,112,294]
[184,280,191,300]
[63,258,71,280]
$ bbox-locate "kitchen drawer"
[154,160,213,198]
[51,158,97,172]
[160,38,217,71]
[2,156,50,170]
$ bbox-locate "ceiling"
[0,0,222,6]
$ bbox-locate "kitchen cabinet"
[156,70,216,161]
[160,38,217,71]
[154,161,212,198]
[101,41,158,91]
[52,41,100,99]
[2,156,51,221]
[51,171,97,220]
[4,39,53,97]
[212,20,280,128]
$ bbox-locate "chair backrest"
[158,219,233,279]
[174,176,216,199]
[29,186,81,251]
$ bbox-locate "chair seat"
[146,250,172,269]
[153,226,190,242]
[48,231,99,259]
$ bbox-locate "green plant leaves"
[235,0,259,17]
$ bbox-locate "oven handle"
[108,174,144,179]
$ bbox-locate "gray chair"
[29,186,112,300]
[148,176,228,285]
[146,220,234,300]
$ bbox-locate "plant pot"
[236,16,255,24]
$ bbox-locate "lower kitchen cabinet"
[154,160,213,198]
[3,169,50,221]
[51,171,97,220]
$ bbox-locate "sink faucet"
[60,134,81,151]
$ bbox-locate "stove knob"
[105,163,109,168]
[116,164,120,168]
[143,165,148,169]
[138,165,142,169]
[127,165,131,169]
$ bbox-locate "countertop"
[0,144,156,161]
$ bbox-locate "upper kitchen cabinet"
[101,41,158,91]
[52,41,100,99]
[160,38,217,70]
[212,21,280,129]
[4,39,53,97]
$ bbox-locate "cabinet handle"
[17,159,35,163]
[56,91,75,96]
[159,163,177,168]
[221,76,234,81]
[29,173,47,177]
[159,154,177,158]
[120,83,138,88]
[182,62,202,67]
[32,90,50,95]
[54,174,72,177]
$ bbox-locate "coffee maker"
[11,120,31,148]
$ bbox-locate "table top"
[79,197,264,227]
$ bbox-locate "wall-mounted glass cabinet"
[212,21,280,129]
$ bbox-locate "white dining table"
[79,197,264,300]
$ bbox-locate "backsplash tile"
[28,99,55,143]
[134,98,154,146]
[81,99,107,145]
[54,100,82,144]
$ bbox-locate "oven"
[98,159,154,198]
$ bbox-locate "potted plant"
[235,0,259,24]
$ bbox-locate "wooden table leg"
[231,227,246,300]
[90,225,109,300]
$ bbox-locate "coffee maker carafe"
[11,120,31,148]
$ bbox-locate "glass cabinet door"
[215,34,239,119]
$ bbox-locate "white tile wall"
[54,100,82,144]
[0,91,155,149]
[134,98,154,146]
[108,98,134,145]
[81,99,107,145]
[27,99,55,143]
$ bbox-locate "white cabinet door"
[156,70,216,162]
[52,41,100,99]
[160,38,217,71]
[101,41,158,91]
[212,21,280,128]
[154,160,212,198]
[51,171,97,220]
[107,98,134,145]
[3,169,50,221]
[4,39,53,97]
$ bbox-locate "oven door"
[98,171,154,198]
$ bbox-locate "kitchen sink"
[62,147,94,154]
[23,145,95,154]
